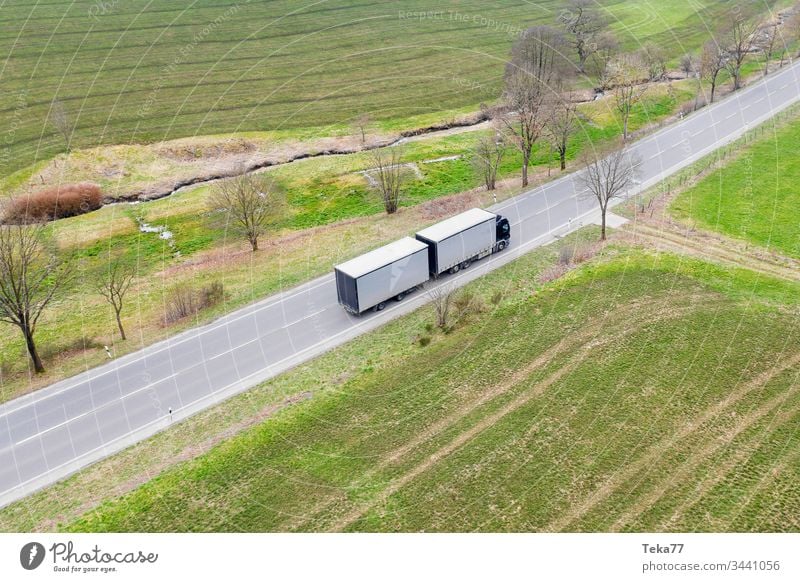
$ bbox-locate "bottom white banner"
[0,533,796,581]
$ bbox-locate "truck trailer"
[415,208,510,276]
[334,208,511,314]
[334,237,430,314]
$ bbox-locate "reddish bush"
[3,183,103,223]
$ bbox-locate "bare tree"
[0,224,68,373]
[608,53,648,141]
[543,88,580,171]
[49,99,73,153]
[588,31,620,90]
[501,26,569,187]
[559,0,609,73]
[472,133,506,191]
[757,20,783,75]
[353,113,372,148]
[722,5,760,91]
[578,145,639,241]
[208,172,281,251]
[369,148,405,214]
[700,40,727,103]
[680,53,697,78]
[96,260,135,341]
[639,41,668,82]
[427,285,456,329]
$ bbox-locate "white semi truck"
[335,208,511,314]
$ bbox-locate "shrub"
[164,281,225,324]
[558,246,574,265]
[453,290,485,323]
[490,290,504,306]
[3,182,103,223]
[199,281,224,309]
[164,284,197,324]
[418,335,432,347]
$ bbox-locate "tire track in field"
[324,301,717,532]
[659,391,800,532]
[627,224,800,283]
[610,368,800,531]
[545,351,800,532]
[287,309,619,531]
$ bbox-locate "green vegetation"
[1,0,784,176]
[671,112,800,259]
[51,245,800,533]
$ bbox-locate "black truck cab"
[496,215,511,242]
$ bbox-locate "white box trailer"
[335,237,430,314]
[415,208,510,276]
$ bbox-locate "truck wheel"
[396,292,405,301]
[497,240,508,251]
[450,264,460,274]
[461,259,472,270]
[375,302,386,312]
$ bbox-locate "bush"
[558,246,574,265]
[3,182,103,223]
[164,284,197,324]
[164,281,224,324]
[490,290,504,306]
[453,290,485,323]
[418,335,431,347]
[199,281,224,309]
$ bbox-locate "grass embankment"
[1,0,769,176]
[0,84,697,402]
[14,244,794,533]
[671,109,800,259]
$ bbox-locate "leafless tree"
[578,145,639,241]
[96,260,135,340]
[757,20,783,75]
[639,41,668,82]
[680,53,697,78]
[208,172,281,251]
[608,53,648,141]
[700,40,727,103]
[559,0,609,73]
[0,224,68,373]
[369,148,405,214]
[353,113,372,148]
[543,88,580,171]
[588,31,620,90]
[501,25,569,187]
[722,4,761,90]
[471,133,506,191]
[49,99,73,153]
[427,285,456,329]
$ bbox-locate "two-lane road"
[2,60,799,508]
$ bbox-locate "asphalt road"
[2,61,799,508]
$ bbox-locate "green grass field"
[55,247,800,533]
[1,0,785,176]
[671,114,800,259]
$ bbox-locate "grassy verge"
[670,105,800,259]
